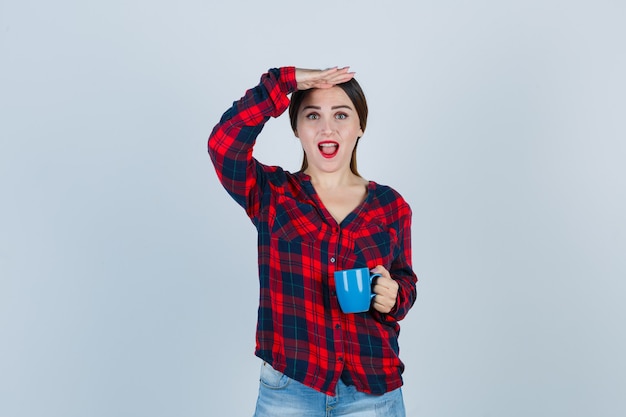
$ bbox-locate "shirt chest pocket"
[351,222,399,268]
[271,196,323,243]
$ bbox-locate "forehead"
[300,86,353,109]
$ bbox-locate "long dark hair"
[288,78,368,176]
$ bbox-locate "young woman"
[208,66,417,416]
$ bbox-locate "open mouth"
[318,141,339,158]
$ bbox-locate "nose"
[320,118,334,135]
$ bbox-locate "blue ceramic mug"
[333,267,381,313]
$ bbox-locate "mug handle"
[369,273,382,300]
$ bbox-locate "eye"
[335,113,348,120]
[306,113,319,120]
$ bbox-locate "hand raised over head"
[295,66,355,91]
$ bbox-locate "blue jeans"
[253,362,406,417]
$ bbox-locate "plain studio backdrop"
[1,1,625,416]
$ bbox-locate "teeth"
[319,143,337,148]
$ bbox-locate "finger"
[298,67,354,90]
[371,265,391,279]
[320,67,354,83]
[373,296,393,313]
[327,70,355,83]
[321,66,348,74]
[310,67,341,83]
[373,283,394,298]
[377,277,398,291]
[312,76,354,89]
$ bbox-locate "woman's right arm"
[208,67,297,220]
[208,66,354,220]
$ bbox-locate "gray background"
[1,1,625,416]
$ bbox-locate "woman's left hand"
[371,265,399,314]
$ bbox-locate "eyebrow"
[301,105,354,112]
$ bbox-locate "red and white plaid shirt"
[208,67,417,395]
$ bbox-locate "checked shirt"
[208,67,418,395]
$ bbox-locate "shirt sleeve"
[377,205,418,323]
[390,207,418,320]
[207,67,297,222]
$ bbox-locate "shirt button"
[338,357,344,362]
[335,324,341,329]
[330,257,336,263]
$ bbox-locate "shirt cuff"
[279,66,298,94]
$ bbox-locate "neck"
[305,167,363,190]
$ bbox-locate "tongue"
[320,144,338,155]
